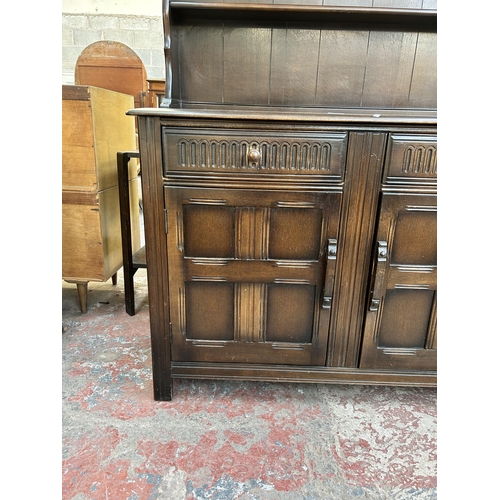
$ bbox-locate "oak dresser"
[129,0,437,400]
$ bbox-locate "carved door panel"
[166,186,341,365]
[359,193,437,371]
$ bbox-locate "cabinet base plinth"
[170,362,437,387]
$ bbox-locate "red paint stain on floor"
[63,427,158,500]
[135,423,310,493]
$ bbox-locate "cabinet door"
[359,193,437,371]
[166,186,341,365]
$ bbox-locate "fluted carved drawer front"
[384,134,437,185]
[162,128,347,180]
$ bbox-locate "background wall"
[62,0,164,84]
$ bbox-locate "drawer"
[384,134,437,185]
[161,127,347,180]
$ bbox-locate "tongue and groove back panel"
[168,0,437,109]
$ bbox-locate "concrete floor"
[62,270,437,500]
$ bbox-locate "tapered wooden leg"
[112,273,118,286]
[76,282,88,313]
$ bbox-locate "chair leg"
[124,268,138,316]
[112,273,118,286]
[118,150,140,316]
[76,282,88,313]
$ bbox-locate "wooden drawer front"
[384,134,437,184]
[162,128,347,180]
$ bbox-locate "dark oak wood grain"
[117,151,146,317]
[171,361,437,386]
[136,116,173,401]
[164,0,436,108]
[165,183,341,366]
[327,131,386,368]
[130,0,437,400]
[359,192,437,371]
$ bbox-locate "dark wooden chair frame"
[117,150,147,316]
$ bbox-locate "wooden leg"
[124,268,137,316]
[76,282,88,313]
[112,273,118,286]
[118,151,141,317]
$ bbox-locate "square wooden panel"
[183,205,235,258]
[269,208,322,260]
[185,282,235,340]
[391,210,437,266]
[378,289,435,349]
[266,284,316,344]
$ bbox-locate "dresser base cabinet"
[129,0,436,400]
[129,110,437,400]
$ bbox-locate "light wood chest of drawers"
[62,85,141,312]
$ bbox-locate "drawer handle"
[247,148,261,164]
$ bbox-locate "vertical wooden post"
[328,132,386,368]
[161,0,172,107]
[136,115,172,401]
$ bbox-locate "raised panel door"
[166,186,342,365]
[359,193,437,371]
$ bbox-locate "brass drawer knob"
[248,149,261,163]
